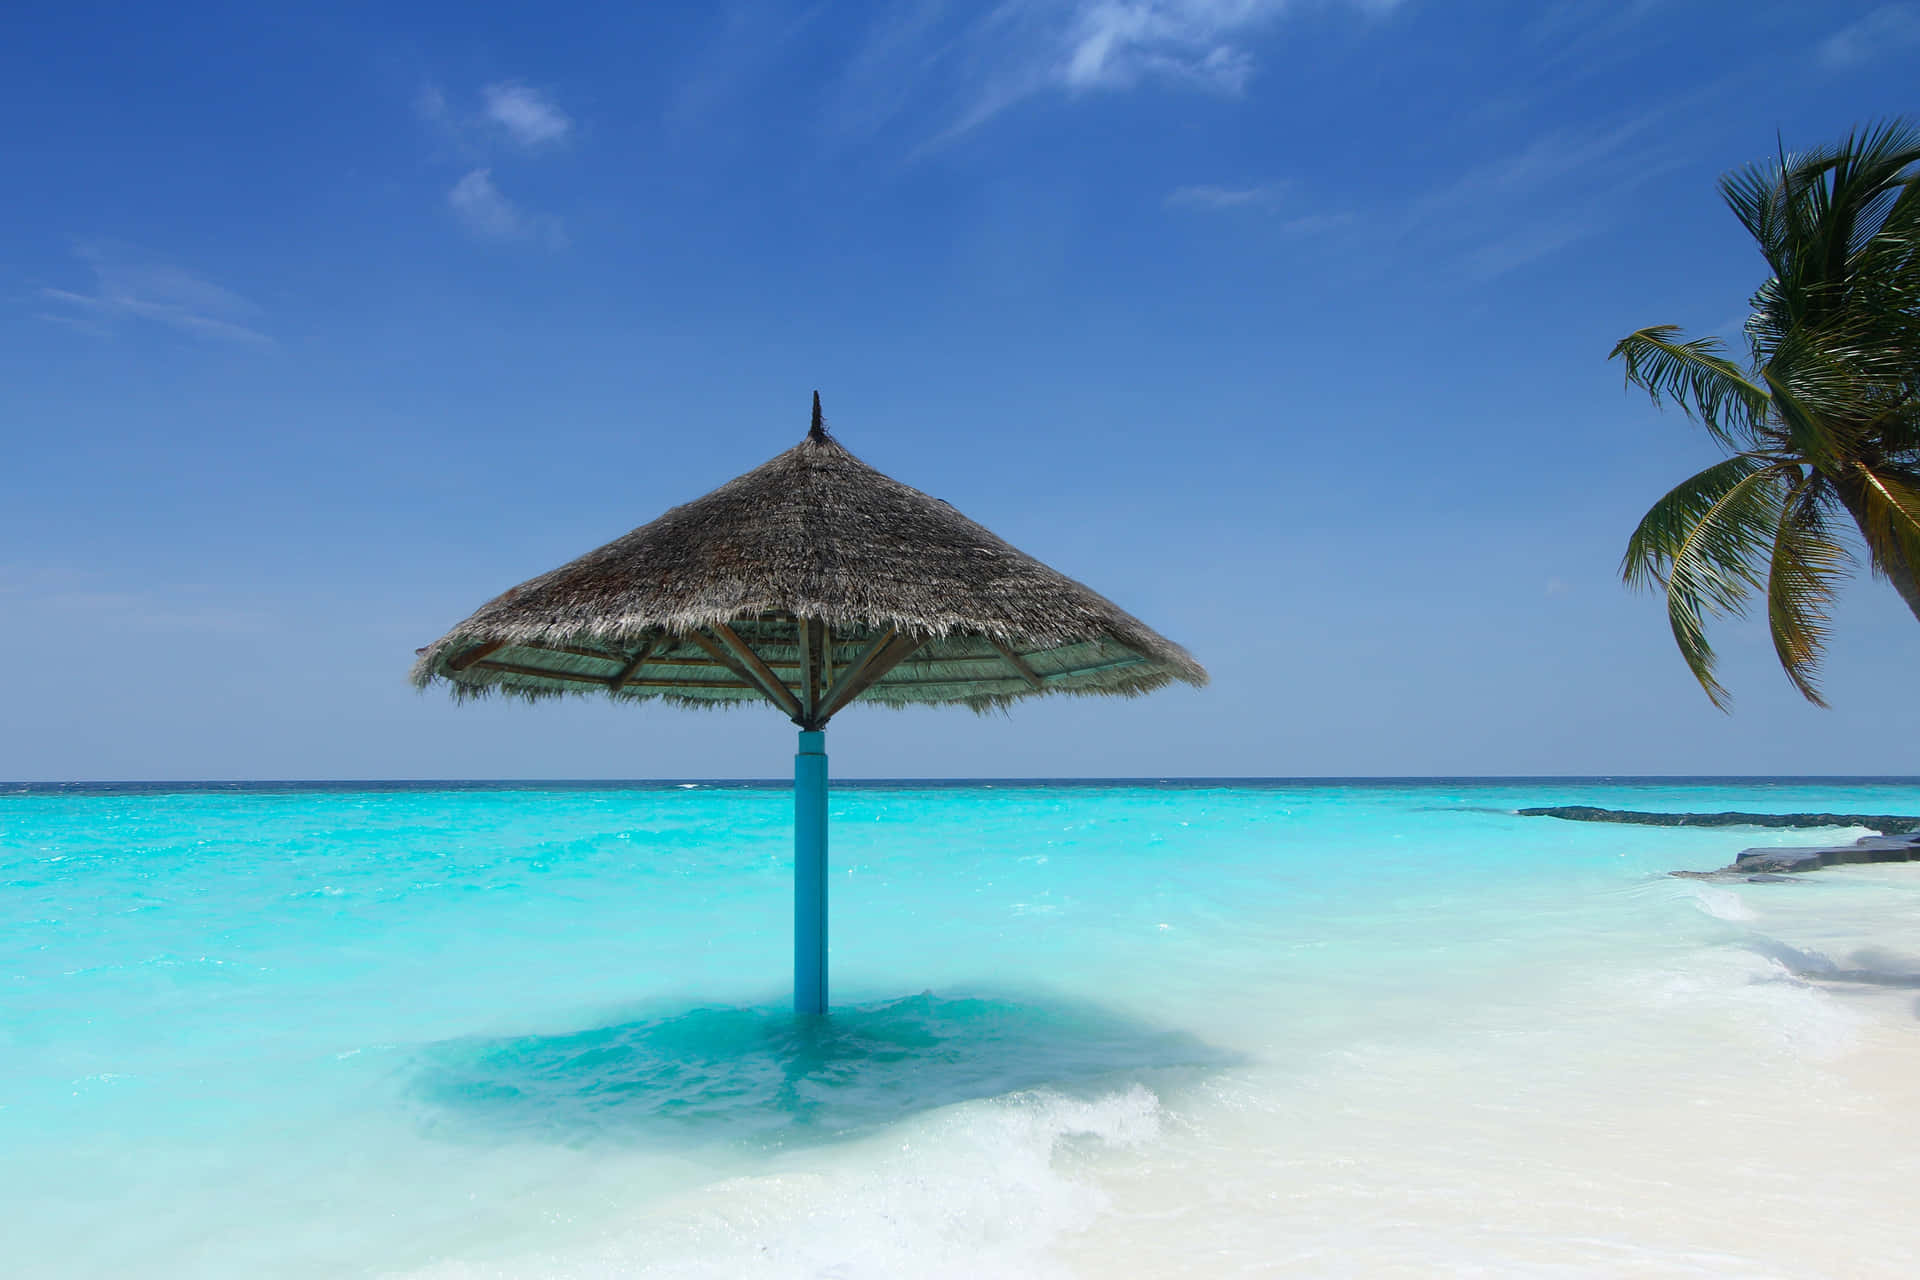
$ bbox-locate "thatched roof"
[413,395,1206,729]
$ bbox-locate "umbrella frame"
[413,400,1206,1015]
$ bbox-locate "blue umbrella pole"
[794,729,829,1014]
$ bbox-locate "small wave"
[1687,884,1755,922]
[404,1084,1164,1280]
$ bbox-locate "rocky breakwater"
[1515,806,1920,881]
[1680,833,1920,881]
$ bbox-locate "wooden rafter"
[1044,655,1146,680]
[605,635,659,690]
[714,622,807,721]
[845,674,1045,691]
[811,620,829,718]
[815,632,930,724]
[456,635,1152,705]
[987,636,1045,691]
[473,657,1105,696]
[812,629,892,727]
[446,638,507,672]
[489,651,1046,672]
[461,652,1151,701]
[472,659,751,690]
[796,618,814,722]
[543,642,632,664]
[689,627,806,722]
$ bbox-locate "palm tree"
[1614,120,1920,708]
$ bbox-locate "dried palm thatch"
[413,395,1206,729]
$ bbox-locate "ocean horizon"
[11,774,1920,792]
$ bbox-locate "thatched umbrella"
[413,395,1206,1013]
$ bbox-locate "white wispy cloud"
[1399,101,1702,282]
[1165,181,1288,209]
[447,169,565,247]
[1164,181,1348,232]
[418,81,572,245]
[36,243,269,344]
[821,0,1403,145]
[1064,0,1405,94]
[34,309,114,338]
[1459,217,1598,281]
[1411,113,1667,224]
[946,0,1296,135]
[1022,0,1400,103]
[1521,0,1667,69]
[482,82,572,147]
[1270,212,1352,235]
[416,84,453,130]
[1159,180,1359,245]
[449,169,522,238]
[1818,4,1920,69]
[1057,1,1254,93]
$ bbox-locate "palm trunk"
[1836,484,1920,624]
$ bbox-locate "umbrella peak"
[808,390,830,442]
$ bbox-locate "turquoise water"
[6,779,1920,1277]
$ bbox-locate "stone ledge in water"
[1518,805,1920,834]
[1668,834,1920,882]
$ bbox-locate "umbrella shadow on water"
[411,990,1238,1150]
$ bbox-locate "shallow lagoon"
[5,779,1919,1276]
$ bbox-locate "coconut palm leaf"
[1765,473,1848,706]
[1622,454,1769,590]
[1721,152,1798,282]
[1854,463,1920,581]
[1825,120,1920,246]
[1621,121,1920,706]
[1623,457,1786,708]
[1878,405,1920,459]
[1610,327,1769,451]
[1762,350,1863,472]
[1725,122,1920,338]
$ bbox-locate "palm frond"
[1761,325,1894,468]
[1829,118,1920,243]
[1627,120,1920,705]
[1875,401,1920,458]
[1765,473,1848,706]
[1610,326,1770,450]
[1622,457,1787,709]
[1721,155,1796,278]
[1725,120,1920,340]
[1622,454,1769,589]
[1853,463,1920,583]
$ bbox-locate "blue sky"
[5,0,1920,780]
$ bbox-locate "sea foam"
[404,1086,1163,1279]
